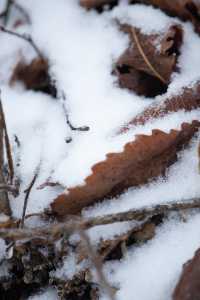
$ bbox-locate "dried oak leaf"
[173,247,200,300]
[115,24,183,97]
[51,84,200,217]
[10,57,57,97]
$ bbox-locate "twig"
[61,92,90,132]
[84,198,200,227]
[131,27,167,84]
[20,164,40,228]
[0,25,43,59]
[0,220,77,240]
[14,134,20,148]
[0,95,14,185]
[79,229,116,300]
[1,198,200,241]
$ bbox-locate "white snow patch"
[28,288,58,300]
[103,214,200,300]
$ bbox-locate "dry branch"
[84,198,200,227]
[1,198,200,241]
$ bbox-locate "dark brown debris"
[173,247,200,300]
[53,272,99,300]
[0,241,56,300]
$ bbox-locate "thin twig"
[0,95,14,184]
[61,92,90,132]
[131,27,167,84]
[84,198,200,227]
[20,164,40,228]
[0,25,43,59]
[79,229,116,300]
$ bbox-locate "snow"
[52,250,88,281]
[28,288,58,300]
[0,239,6,261]
[0,1,200,299]
[103,213,200,300]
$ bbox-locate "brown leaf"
[10,57,57,97]
[51,83,200,216]
[173,247,200,300]
[51,122,199,216]
[115,24,183,97]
